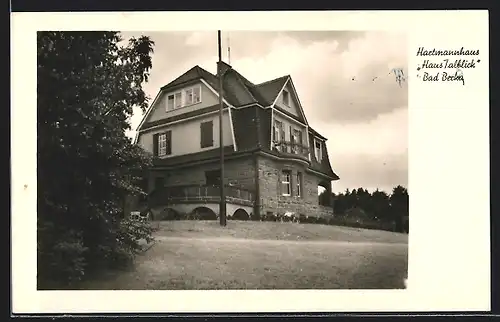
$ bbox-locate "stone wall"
[147,154,333,219]
[148,157,256,192]
[257,156,332,217]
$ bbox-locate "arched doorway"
[190,207,218,220]
[232,208,250,221]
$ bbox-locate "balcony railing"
[272,140,310,159]
[148,184,255,208]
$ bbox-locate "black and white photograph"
[11,10,490,314]
[36,30,409,291]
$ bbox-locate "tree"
[389,185,409,232]
[37,32,155,288]
[371,189,390,221]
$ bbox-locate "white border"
[11,10,490,313]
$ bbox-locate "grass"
[79,220,408,290]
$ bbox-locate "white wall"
[275,82,300,117]
[146,82,220,123]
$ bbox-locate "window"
[314,139,322,161]
[158,132,169,156]
[292,129,301,153]
[273,120,282,142]
[193,86,201,104]
[200,120,214,148]
[281,170,291,196]
[283,90,290,106]
[185,88,194,105]
[296,172,302,197]
[166,85,202,112]
[205,169,221,186]
[167,95,175,111]
[154,131,172,157]
[273,120,284,151]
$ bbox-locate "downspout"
[253,105,261,218]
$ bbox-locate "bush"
[37,214,155,289]
[116,217,154,254]
[264,213,277,222]
[302,216,317,224]
[316,217,328,225]
[327,216,395,232]
[37,222,88,289]
[250,212,261,221]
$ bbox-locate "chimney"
[217,61,232,77]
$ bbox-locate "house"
[134,61,339,219]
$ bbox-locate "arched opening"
[190,207,217,220]
[318,180,333,207]
[232,208,250,221]
[157,207,181,221]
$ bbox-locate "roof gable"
[160,65,206,90]
[271,77,308,125]
[249,76,289,106]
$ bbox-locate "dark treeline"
[319,185,409,233]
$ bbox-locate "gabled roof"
[140,62,338,180]
[249,76,289,106]
[158,64,291,109]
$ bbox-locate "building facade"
[134,61,339,219]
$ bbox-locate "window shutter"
[166,131,172,155]
[209,121,214,145]
[200,121,214,148]
[153,133,159,156]
[277,170,282,195]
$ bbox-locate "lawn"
[79,220,408,290]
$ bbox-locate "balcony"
[149,184,255,208]
[272,140,310,160]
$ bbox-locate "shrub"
[316,217,328,225]
[302,216,317,224]
[250,212,261,221]
[116,217,154,254]
[264,213,277,222]
[37,222,88,289]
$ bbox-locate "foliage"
[37,31,155,288]
[322,185,409,232]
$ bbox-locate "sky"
[122,31,408,194]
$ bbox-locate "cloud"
[321,107,408,193]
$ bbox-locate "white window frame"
[174,92,182,108]
[165,85,202,112]
[158,133,167,157]
[314,138,322,161]
[166,94,175,111]
[283,90,290,106]
[296,172,302,197]
[273,120,282,141]
[281,170,291,196]
[292,128,301,153]
[192,85,201,104]
[185,87,194,105]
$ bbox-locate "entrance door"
[205,169,221,186]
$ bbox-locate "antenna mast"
[227,33,231,65]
